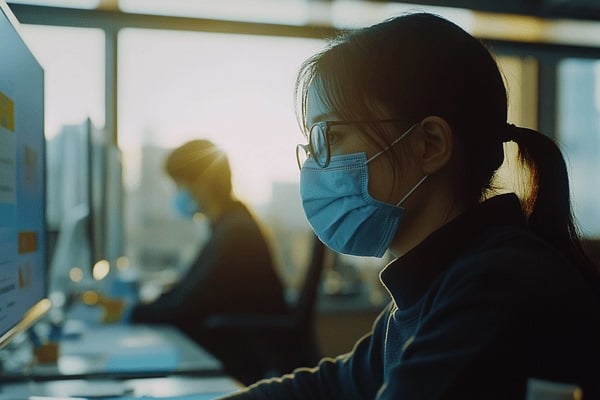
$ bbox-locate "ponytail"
[504,124,600,289]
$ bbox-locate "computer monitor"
[89,121,124,266]
[46,118,124,302]
[0,0,49,349]
[47,120,94,295]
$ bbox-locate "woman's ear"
[416,116,454,174]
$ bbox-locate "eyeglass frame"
[296,119,413,170]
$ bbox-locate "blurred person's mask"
[172,189,201,218]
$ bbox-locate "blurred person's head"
[165,139,233,220]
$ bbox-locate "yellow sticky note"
[18,231,38,254]
[0,91,15,132]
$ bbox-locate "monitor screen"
[0,1,49,349]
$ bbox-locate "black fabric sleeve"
[131,207,279,324]
[129,228,229,323]
[217,304,392,400]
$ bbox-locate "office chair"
[202,234,326,384]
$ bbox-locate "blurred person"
[130,139,288,381]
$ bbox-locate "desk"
[0,323,223,382]
[0,323,240,399]
[0,375,240,399]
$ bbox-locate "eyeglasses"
[296,119,409,170]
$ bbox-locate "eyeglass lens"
[310,124,328,167]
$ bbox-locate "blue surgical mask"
[300,149,427,258]
[172,189,201,218]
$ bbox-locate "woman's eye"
[327,131,339,146]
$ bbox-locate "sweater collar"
[380,193,527,310]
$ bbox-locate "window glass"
[119,28,324,292]
[119,0,312,25]
[497,56,538,129]
[19,25,105,138]
[119,0,473,31]
[329,1,472,30]
[557,59,600,238]
[493,55,539,199]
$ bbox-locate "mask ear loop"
[361,122,426,207]
[366,123,419,164]
[395,175,428,206]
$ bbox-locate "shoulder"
[210,202,273,255]
[215,202,260,232]
[456,224,568,277]
[436,224,586,305]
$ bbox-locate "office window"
[118,0,472,30]
[119,28,324,290]
[19,25,105,138]
[119,0,311,25]
[491,55,539,200]
[497,56,538,129]
[557,59,600,238]
[328,2,472,30]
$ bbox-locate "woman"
[222,12,600,399]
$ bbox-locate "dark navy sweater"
[222,194,600,399]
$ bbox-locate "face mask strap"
[366,123,418,164]
[396,175,428,206]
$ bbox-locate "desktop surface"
[0,375,240,399]
[0,323,223,382]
